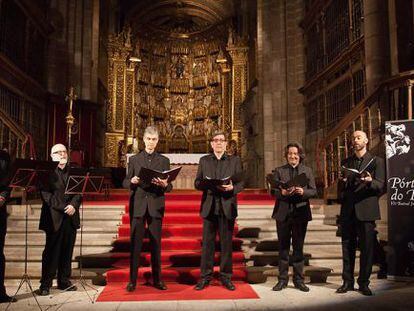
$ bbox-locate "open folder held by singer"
[138,166,182,184]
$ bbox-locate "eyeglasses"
[53,150,67,155]
[211,139,227,143]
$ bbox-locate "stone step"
[5,233,114,247]
[248,251,312,266]
[303,244,343,257]
[8,204,126,217]
[237,213,325,221]
[5,234,115,246]
[260,264,379,279]
[6,226,119,234]
[4,267,99,279]
[6,218,121,229]
[242,233,342,250]
[238,216,327,224]
[4,246,113,260]
[237,227,340,240]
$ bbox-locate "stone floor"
[2,276,413,311]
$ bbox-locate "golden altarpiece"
[104,26,248,167]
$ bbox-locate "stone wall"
[243,0,306,187]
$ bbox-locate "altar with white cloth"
[126,153,207,189]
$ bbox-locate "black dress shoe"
[36,288,50,296]
[358,285,373,296]
[0,295,17,303]
[126,282,136,292]
[294,282,310,292]
[58,283,77,291]
[221,279,235,291]
[272,281,287,291]
[154,281,167,290]
[194,279,210,290]
[336,282,355,293]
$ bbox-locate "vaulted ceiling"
[121,0,234,40]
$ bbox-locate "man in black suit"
[123,126,172,292]
[38,144,81,296]
[272,142,317,292]
[0,148,17,303]
[336,130,385,296]
[194,131,244,291]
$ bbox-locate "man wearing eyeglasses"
[37,144,81,296]
[123,126,172,292]
[194,131,244,291]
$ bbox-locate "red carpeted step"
[97,282,259,302]
[112,237,243,252]
[109,251,246,267]
[105,265,247,284]
[124,200,201,213]
[121,213,202,225]
[117,224,239,237]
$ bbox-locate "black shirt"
[143,150,156,167]
[353,155,364,170]
[56,165,68,186]
[211,153,228,215]
[289,164,298,181]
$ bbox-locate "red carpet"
[88,190,272,301]
[96,281,259,302]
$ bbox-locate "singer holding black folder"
[194,131,244,291]
[336,130,385,296]
[271,142,316,292]
[37,144,81,296]
[123,126,172,292]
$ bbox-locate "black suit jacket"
[338,152,385,222]
[123,151,172,219]
[39,167,81,233]
[194,153,244,220]
[271,163,317,222]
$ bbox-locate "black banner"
[386,120,414,279]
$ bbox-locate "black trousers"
[0,209,7,296]
[40,216,77,289]
[200,211,235,280]
[341,217,375,286]
[129,211,162,284]
[276,219,308,283]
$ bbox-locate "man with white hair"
[123,126,172,292]
[37,144,81,296]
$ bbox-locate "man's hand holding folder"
[137,166,182,187]
[341,157,375,183]
[272,172,310,197]
[199,172,243,192]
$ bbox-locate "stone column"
[364,0,391,95]
[258,0,305,181]
[227,39,249,148]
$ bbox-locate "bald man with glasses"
[37,144,81,296]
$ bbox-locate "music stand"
[56,167,104,303]
[6,159,58,311]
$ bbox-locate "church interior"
[1,0,414,310]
